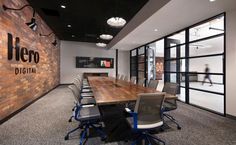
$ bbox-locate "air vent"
[41,8,60,17]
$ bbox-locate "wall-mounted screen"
[76,57,114,68]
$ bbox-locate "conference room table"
[87,76,177,105]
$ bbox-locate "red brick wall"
[0,0,60,121]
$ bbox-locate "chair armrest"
[125,108,138,129]
[125,107,132,113]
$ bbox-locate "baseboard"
[0,84,60,125]
[226,114,236,120]
[60,83,73,86]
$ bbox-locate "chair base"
[163,113,181,130]
[131,131,165,145]
[65,122,107,145]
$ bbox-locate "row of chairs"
[65,74,181,145]
[117,74,159,90]
[65,74,107,145]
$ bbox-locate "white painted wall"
[118,51,130,78]
[60,41,130,84]
[226,9,236,117]
[60,41,116,84]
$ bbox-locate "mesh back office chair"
[162,82,181,130]
[120,74,125,80]
[148,79,159,89]
[67,85,96,122]
[124,75,129,81]
[65,86,107,145]
[77,73,89,86]
[137,78,146,87]
[73,79,92,93]
[125,93,166,145]
[130,76,137,84]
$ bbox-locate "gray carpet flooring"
[1,85,236,145]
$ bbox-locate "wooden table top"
[88,77,177,105]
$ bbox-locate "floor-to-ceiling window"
[130,13,225,115]
[187,14,225,114]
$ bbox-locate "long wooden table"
[88,77,177,105]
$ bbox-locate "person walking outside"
[202,64,213,86]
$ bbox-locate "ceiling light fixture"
[67,24,71,28]
[99,34,113,40]
[96,42,107,47]
[61,5,66,8]
[107,17,126,28]
[209,0,216,2]
[72,35,75,37]
[154,29,158,32]
[2,4,37,31]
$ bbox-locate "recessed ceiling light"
[61,5,66,8]
[107,17,126,28]
[72,35,75,37]
[99,34,113,40]
[154,29,158,32]
[209,0,216,2]
[96,42,107,47]
[67,24,71,28]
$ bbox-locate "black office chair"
[73,79,93,94]
[148,79,159,89]
[65,92,107,145]
[162,82,181,130]
[124,75,129,82]
[67,85,96,122]
[125,93,166,145]
[77,74,89,87]
[74,77,91,90]
[137,78,146,87]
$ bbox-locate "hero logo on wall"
[7,33,40,75]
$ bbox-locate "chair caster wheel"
[64,135,69,140]
[177,126,181,130]
[68,119,72,122]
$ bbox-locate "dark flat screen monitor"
[76,57,114,68]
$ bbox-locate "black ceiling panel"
[27,0,149,43]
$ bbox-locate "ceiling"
[27,0,149,43]
[110,0,236,51]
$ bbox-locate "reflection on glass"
[138,46,145,55]
[189,89,224,113]
[138,55,145,62]
[168,45,185,58]
[189,56,223,73]
[190,15,224,41]
[170,73,176,83]
[188,74,223,93]
[177,87,186,102]
[131,50,137,56]
[167,31,186,46]
[189,36,223,57]
[138,63,145,71]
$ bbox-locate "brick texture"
[0,0,60,121]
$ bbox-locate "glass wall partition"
[130,49,137,79]
[188,14,225,114]
[130,13,225,115]
[165,30,186,102]
[146,39,164,91]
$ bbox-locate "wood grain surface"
[88,77,177,105]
